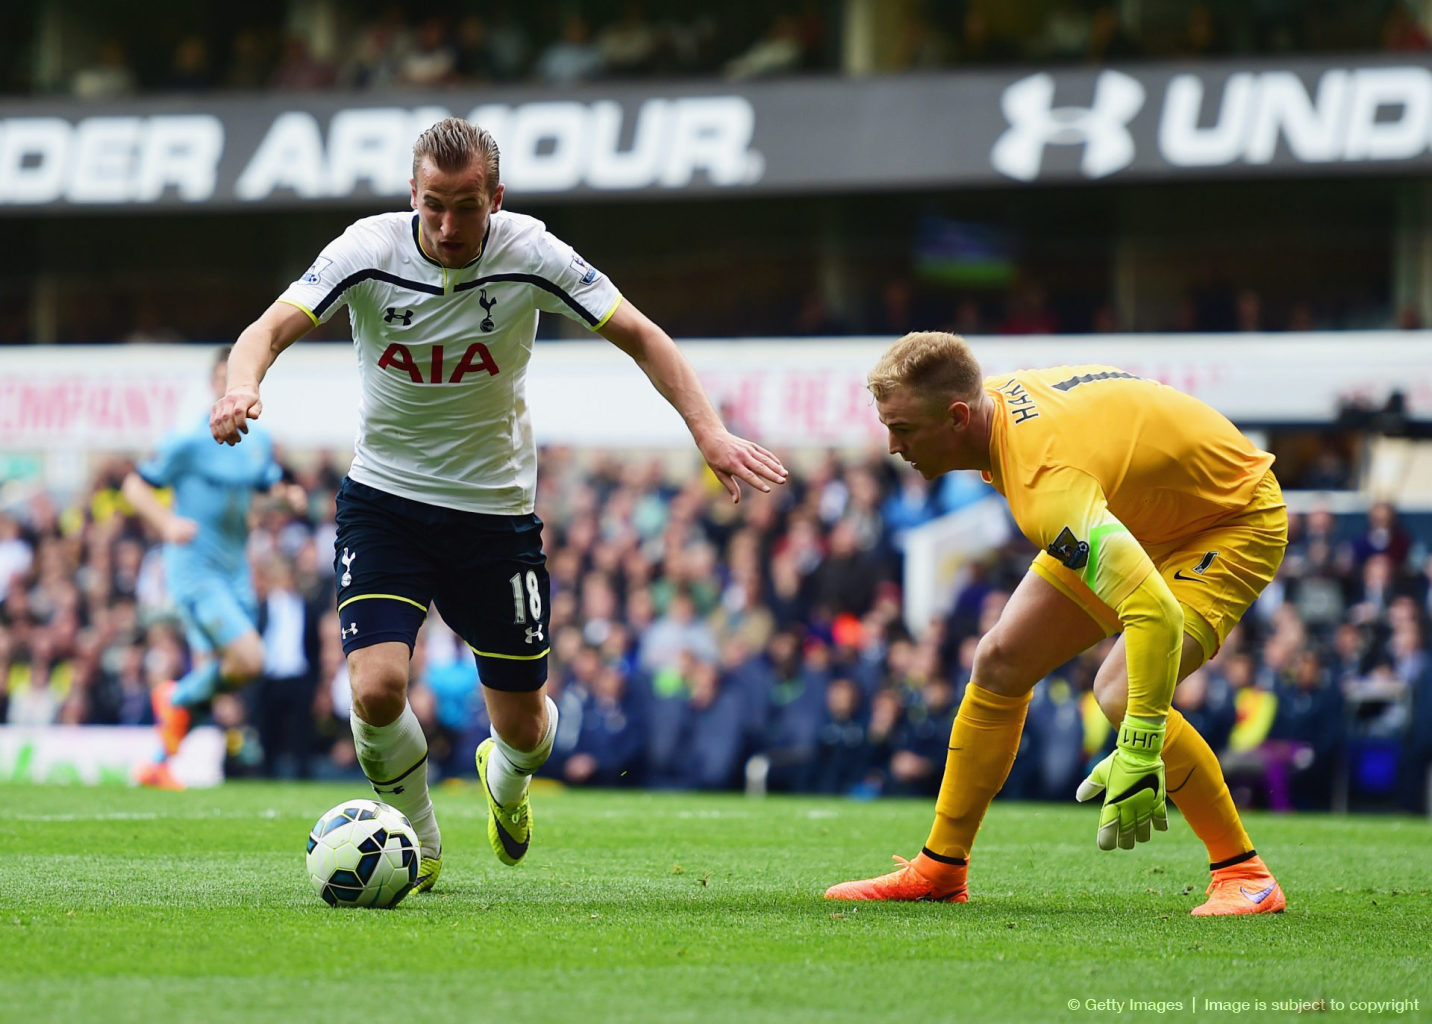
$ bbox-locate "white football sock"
[351,703,441,856]
[486,695,558,807]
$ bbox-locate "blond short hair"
[867,331,983,404]
[412,117,501,194]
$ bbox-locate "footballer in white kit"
[278,208,621,517]
[211,117,787,895]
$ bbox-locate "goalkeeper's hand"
[1075,716,1168,850]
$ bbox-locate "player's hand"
[698,429,788,504]
[1075,715,1168,850]
[211,387,263,446]
[161,517,199,546]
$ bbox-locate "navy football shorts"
[332,477,550,692]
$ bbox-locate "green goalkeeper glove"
[1075,716,1168,851]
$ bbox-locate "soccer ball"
[305,799,420,908]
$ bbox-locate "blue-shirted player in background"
[124,347,302,789]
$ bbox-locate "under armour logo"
[342,622,359,639]
[340,547,356,587]
[385,307,415,325]
[478,289,497,333]
[524,625,544,645]
[991,70,1145,182]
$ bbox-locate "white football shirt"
[279,211,622,514]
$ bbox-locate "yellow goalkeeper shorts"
[1030,469,1287,662]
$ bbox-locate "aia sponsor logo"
[378,343,500,383]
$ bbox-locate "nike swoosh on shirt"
[1172,571,1208,583]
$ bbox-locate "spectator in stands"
[763,633,833,791]
[224,28,276,91]
[486,12,533,82]
[956,9,1018,65]
[270,35,336,91]
[1349,500,1414,571]
[792,288,849,336]
[886,662,956,797]
[639,587,719,673]
[998,282,1058,335]
[598,2,662,78]
[249,556,325,779]
[1420,553,1432,623]
[1085,4,1142,62]
[166,34,216,93]
[338,10,409,90]
[453,15,492,82]
[1235,289,1265,332]
[398,16,458,89]
[1221,650,1281,807]
[1268,648,1344,809]
[1382,2,1432,51]
[566,660,645,787]
[1172,666,1236,756]
[812,676,870,794]
[1348,554,1407,625]
[535,13,604,85]
[1400,638,1432,813]
[679,655,747,789]
[869,279,919,338]
[891,7,950,70]
[1023,672,1088,800]
[808,519,884,619]
[0,514,33,602]
[92,641,152,727]
[1180,4,1227,59]
[70,40,137,98]
[1035,0,1091,62]
[725,14,806,79]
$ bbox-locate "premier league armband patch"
[1047,526,1090,570]
[570,252,599,284]
[301,256,332,284]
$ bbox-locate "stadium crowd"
[1,444,1429,815]
[27,0,1428,100]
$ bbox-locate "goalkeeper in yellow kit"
[825,332,1286,916]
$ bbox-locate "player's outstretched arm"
[1030,487,1179,851]
[598,300,788,503]
[120,472,197,546]
[1075,569,1182,849]
[211,301,314,446]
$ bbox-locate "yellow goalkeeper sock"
[1163,708,1253,865]
[923,684,1032,862]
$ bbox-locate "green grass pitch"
[2,782,1429,1024]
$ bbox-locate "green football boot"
[474,738,532,865]
[413,850,442,893]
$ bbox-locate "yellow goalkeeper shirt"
[981,365,1274,717]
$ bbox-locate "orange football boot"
[1192,854,1285,916]
[825,852,969,903]
[134,760,186,791]
[151,680,191,757]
